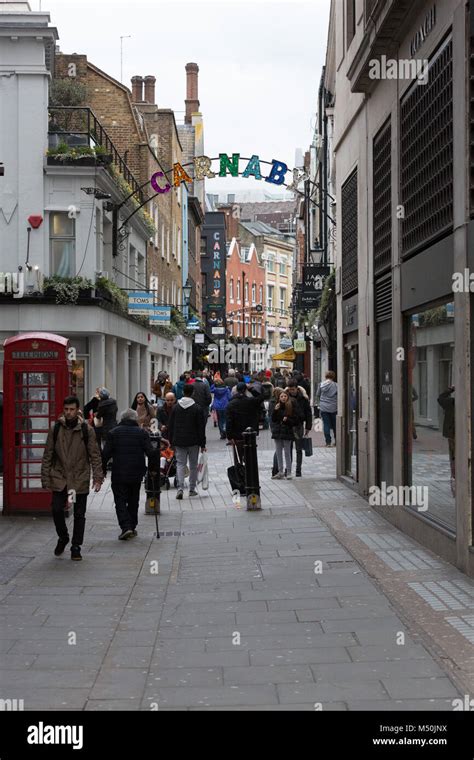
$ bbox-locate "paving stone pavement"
[0,426,470,711]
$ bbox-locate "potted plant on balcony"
[47,144,113,167]
[43,276,93,304]
[94,144,113,166]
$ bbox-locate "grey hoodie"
[316,380,338,413]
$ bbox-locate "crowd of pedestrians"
[41,366,337,561]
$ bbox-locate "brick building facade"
[53,54,185,311]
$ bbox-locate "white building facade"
[0,2,191,412]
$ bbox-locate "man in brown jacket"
[41,396,104,561]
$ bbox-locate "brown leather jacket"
[41,413,104,494]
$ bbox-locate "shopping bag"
[302,437,313,457]
[202,463,209,490]
[197,451,208,486]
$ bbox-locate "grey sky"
[42,0,331,195]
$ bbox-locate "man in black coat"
[168,384,207,499]
[226,382,264,466]
[102,408,156,540]
[157,392,176,438]
[190,372,212,421]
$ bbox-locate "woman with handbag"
[270,390,299,480]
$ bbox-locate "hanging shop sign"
[194,333,205,344]
[186,315,201,330]
[293,339,307,353]
[279,337,293,350]
[300,264,331,310]
[149,306,171,326]
[128,291,154,315]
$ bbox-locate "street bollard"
[243,427,261,511]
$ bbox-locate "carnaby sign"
[149,154,310,194]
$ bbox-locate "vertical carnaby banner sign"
[201,212,227,335]
[300,264,330,309]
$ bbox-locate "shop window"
[406,302,455,532]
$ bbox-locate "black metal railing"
[48,106,144,203]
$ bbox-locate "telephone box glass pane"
[13,371,55,493]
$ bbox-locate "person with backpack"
[41,396,103,561]
[102,408,157,540]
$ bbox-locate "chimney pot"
[144,75,156,104]
[185,62,199,124]
[131,75,144,102]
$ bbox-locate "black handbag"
[227,464,246,494]
[302,437,313,457]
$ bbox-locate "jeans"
[274,439,292,475]
[216,409,227,435]
[52,487,87,546]
[112,480,141,531]
[175,445,200,490]
[321,412,337,444]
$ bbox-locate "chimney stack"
[144,75,156,104]
[131,75,144,102]
[185,62,199,124]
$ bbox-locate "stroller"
[159,438,177,490]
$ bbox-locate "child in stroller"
[159,437,177,490]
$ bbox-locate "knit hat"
[99,388,110,400]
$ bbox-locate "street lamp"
[182,281,192,304]
[182,280,192,321]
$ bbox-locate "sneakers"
[271,473,284,480]
[285,474,293,480]
[54,536,69,556]
[189,490,198,497]
[118,529,133,540]
[70,545,82,561]
[130,529,137,537]
[295,471,302,478]
[176,489,184,500]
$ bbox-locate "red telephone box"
[3,333,72,514]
